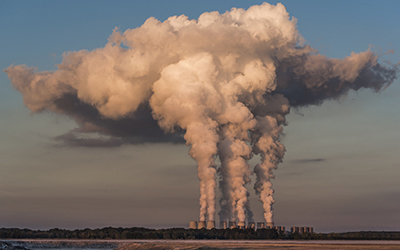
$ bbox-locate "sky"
[1,0,399,233]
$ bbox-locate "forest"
[1,227,400,240]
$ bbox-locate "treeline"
[0,227,279,240]
[315,231,400,240]
[1,227,400,240]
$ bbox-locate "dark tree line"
[1,227,400,240]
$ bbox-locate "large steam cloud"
[5,3,397,224]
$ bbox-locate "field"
[2,239,400,250]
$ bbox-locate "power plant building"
[237,221,246,229]
[265,222,274,229]
[247,222,255,229]
[291,226,313,234]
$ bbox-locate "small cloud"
[385,49,394,55]
[290,158,326,164]
[54,130,185,148]
[55,132,123,147]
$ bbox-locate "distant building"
[291,226,313,234]
[247,222,255,229]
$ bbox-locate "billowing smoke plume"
[5,3,397,224]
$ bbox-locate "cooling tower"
[198,221,206,229]
[220,221,227,229]
[299,227,305,233]
[229,221,236,229]
[189,221,197,229]
[310,227,314,234]
[237,221,245,229]
[247,222,255,229]
[257,222,265,229]
[206,221,215,229]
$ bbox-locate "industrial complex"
[189,220,313,234]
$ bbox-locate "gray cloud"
[290,158,327,164]
[52,93,185,146]
[55,132,124,148]
[275,53,398,107]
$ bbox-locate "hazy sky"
[1,0,399,233]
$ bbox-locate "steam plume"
[5,2,397,223]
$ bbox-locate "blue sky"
[1,0,399,232]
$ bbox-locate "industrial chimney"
[189,221,197,229]
[206,221,215,230]
[198,221,206,229]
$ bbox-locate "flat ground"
[3,239,400,250]
[116,240,400,250]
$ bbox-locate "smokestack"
[189,221,197,229]
[198,221,206,229]
[206,221,215,230]
[220,221,227,229]
[257,222,265,229]
[228,221,236,229]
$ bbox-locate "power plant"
[189,220,313,234]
